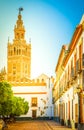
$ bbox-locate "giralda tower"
[7,8,31,84]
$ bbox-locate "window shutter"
[82,70,84,90]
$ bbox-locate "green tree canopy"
[0,82,13,103]
[0,81,29,118]
[10,96,29,116]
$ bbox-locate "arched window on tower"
[42,78,44,83]
[8,50,10,56]
[37,78,39,83]
[17,49,18,55]
[17,33,19,39]
[14,47,16,55]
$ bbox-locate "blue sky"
[0,0,84,78]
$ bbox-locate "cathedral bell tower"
[7,8,31,85]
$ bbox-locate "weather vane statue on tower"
[19,7,23,14]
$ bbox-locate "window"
[13,64,16,70]
[79,42,82,59]
[14,47,16,54]
[79,41,82,68]
[82,54,84,67]
[71,59,73,70]
[31,97,37,107]
[74,53,76,67]
[37,79,39,83]
[82,70,84,90]
[68,65,69,80]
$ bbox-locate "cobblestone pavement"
[7,120,75,130]
[46,121,76,130]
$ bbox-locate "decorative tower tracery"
[7,8,31,85]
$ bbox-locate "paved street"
[7,120,74,130]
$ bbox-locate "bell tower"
[14,8,25,40]
[7,8,31,85]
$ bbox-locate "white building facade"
[12,74,54,119]
[53,15,84,130]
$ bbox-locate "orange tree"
[0,81,29,119]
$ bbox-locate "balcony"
[71,67,75,78]
[31,103,37,107]
[70,67,77,81]
[82,53,84,68]
[64,81,68,91]
[67,81,70,88]
[76,59,82,74]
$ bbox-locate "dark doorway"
[32,110,37,118]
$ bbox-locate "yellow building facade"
[53,15,84,130]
